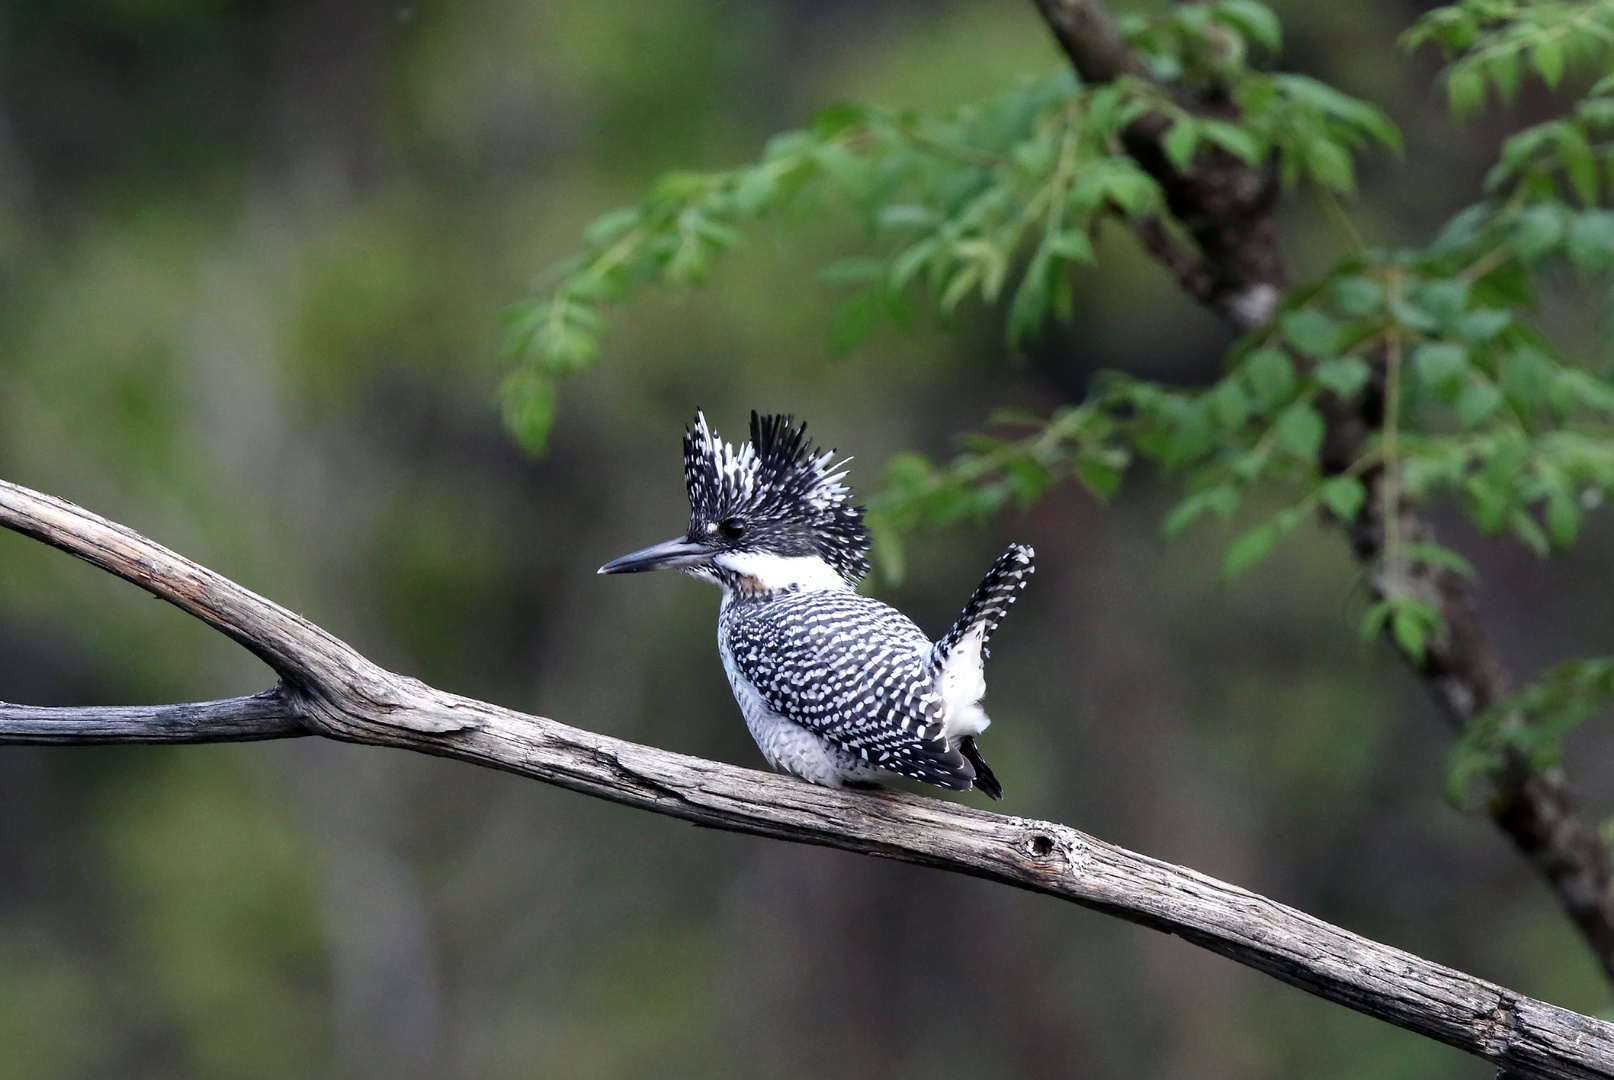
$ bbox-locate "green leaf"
[1243,348,1297,406]
[1331,275,1383,317]
[1457,381,1503,427]
[890,240,939,289]
[1389,299,1441,333]
[1320,475,1366,520]
[1464,476,1510,533]
[1402,541,1476,579]
[1281,310,1341,357]
[941,262,985,312]
[1511,507,1551,555]
[1558,123,1599,205]
[1164,118,1200,172]
[1453,307,1511,342]
[1362,595,1442,663]
[648,169,710,203]
[1489,50,1520,105]
[1005,456,1055,505]
[1275,405,1325,460]
[1214,0,1282,50]
[1303,136,1356,193]
[1208,380,1251,431]
[1448,65,1487,115]
[1568,211,1614,273]
[1550,369,1614,414]
[1391,605,1428,662]
[1548,490,1582,546]
[1046,231,1095,262]
[531,313,601,373]
[1205,485,1239,519]
[1199,120,1262,164]
[1274,74,1401,151]
[1161,400,1216,465]
[1165,486,1231,536]
[1359,599,1392,643]
[1513,203,1567,261]
[499,369,557,455]
[811,103,869,138]
[731,169,779,213]
[584,207,642,244]
[1533,38,1566,88]
[1433,203,1492,254]
[1500,346,1555,409]
[1230,448,1270,482]
[1415,278,1469,324]
[1313,356,1372,398]
[812,141,874,194]
[1073,454,1126,500]
[1413,342,1470,392]
[1225,523,1277,576]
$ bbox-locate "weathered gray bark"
[0,691,303,742]
[2,476,1613,1079]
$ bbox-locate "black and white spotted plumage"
[928,543,1034,798]
[599,410,1034,798]
[720,590,973,790]
[683,411,869,584]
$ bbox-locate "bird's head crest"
[682,410,870,584]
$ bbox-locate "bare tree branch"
[2,483,1614,1079]
[0,689,304,743]
[1025,0,1614,983]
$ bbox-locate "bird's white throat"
[714,551,849,595]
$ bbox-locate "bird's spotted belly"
[720,644,879,787]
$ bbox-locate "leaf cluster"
[1448,656,1614,805]
[877,242,1614,572]
[502,0,1395,450]
[511,0,1614,810]
[1404,0,1614,114]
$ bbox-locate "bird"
[598,410,1033,798]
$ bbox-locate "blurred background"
[1,0,1613,1077]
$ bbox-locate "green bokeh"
[0,1,1608,1078]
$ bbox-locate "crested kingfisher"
[599,411,1033,798]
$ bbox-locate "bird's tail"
[932,543,1035,665]
[959,736,1002,800]
[929,544,1032,801]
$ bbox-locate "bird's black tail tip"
[959,736,1002,800]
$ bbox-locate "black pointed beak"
[597,537,714,575]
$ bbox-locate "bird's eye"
[719,518,747,540]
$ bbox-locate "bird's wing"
[722,591,976,790]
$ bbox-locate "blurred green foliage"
[3,1,1614,1078]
